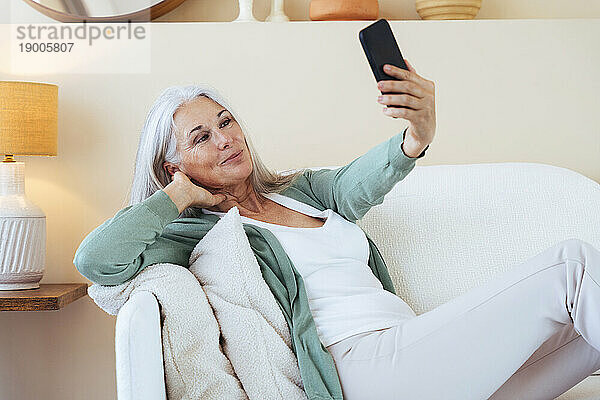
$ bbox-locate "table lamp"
[0,81,58,290]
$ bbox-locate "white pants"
[326,239,600,399]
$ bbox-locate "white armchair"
[116,162,600,400]
[115,290,166,400]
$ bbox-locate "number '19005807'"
[19,42,74,52]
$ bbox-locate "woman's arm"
[73,190,187,286]
[300,126,421,222]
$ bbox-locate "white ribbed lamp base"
[0,162,46,291]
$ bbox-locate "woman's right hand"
[163,171,228,213]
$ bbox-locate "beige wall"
[0,16,599,400]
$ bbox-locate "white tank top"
[201,192,416,347]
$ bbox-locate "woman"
[74,60,600,400]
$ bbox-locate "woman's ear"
[163,162,180,180]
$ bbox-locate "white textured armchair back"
[347,162,599,316]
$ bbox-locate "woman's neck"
[205,182,269,215]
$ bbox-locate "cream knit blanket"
[87,206,307,400]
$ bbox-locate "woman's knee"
[557,238,597,264]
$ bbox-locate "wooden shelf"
[0,283,89,311]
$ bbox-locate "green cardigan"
[74,127,422,400]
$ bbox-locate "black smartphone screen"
[359,19,408,86]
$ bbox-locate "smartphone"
[359,19,409,107]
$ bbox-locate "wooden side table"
[0,283,89,311]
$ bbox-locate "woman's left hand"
[377,59,436,156]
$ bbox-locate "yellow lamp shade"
[0,81,58,156]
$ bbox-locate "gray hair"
[127,83,304,218]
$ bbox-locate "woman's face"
[167,96,252,192]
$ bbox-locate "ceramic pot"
[416,0,482,20]
[309,0,378,21]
